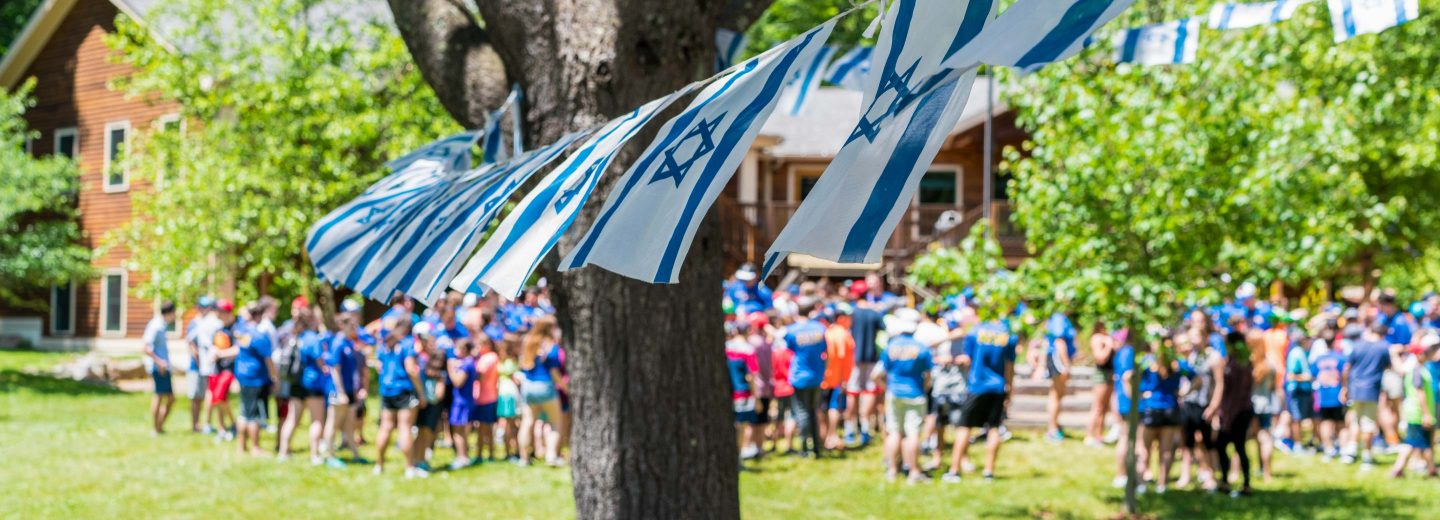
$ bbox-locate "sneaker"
[1155,485,1167,495]
[982,472,995,482]
[276,454,290,462]
[416,461,432,472]
[885,472,898,483]
[961,460,976,473]
[1136,483,1147,495]
[310,456,324,466]
[325,457,347,469]
[844,431,857,445]
[1045,430,1065,443]
[740,446,762,460]
[1362,453,1376,467]
[407,467,430,479]
[1083,438,1103,448]
[907,473,932,485]
[860,432,872,446]
[942,472,962,484]
[373,465,384,476]
[1341,455,1357,465]
[1103,425,1121,444]
[999,426,1013,442]
[546,457,565,467]
[1111,476,1127,489]
[450,457,471,471]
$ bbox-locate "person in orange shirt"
[821,307,856,451]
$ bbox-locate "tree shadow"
[1103,485,1418,519]
[0,369,123,396]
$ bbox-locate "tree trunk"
[1123,342,1142,515]
[390,1,774,518]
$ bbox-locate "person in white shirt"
[185,297,224,434]
[143,302,177,434]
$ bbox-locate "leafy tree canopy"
[0,0,41,56]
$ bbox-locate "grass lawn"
[1,349,1434,519]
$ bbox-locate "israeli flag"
[562,21,837,283]
[482,85,523,164]
[762,0,995,277]
[450,90,692,299]
[1114,18,1200,66]
[781,45,838,116]
[308,131,481,285]
[716,28,750,71]
[824,45,874,91]
[351,130,588,305]
[1328,0,1418,42]
[1208,0,1305,30]
[940,0,1133,73]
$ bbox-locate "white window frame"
[154,113,184,189]
[49,282,76,336]
[100,269,129,337]
[53,127,78,159]
[103,121,131,193]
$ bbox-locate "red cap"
[746,311,769,331]
[291,295,310,309]
[216,299,235,312]
[849,279,868,299]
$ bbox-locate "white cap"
[340,299,362,314]
[462,293,479,308]
[1421,333,1440,349]
[886,308,922,336]
[1236,282,1258,300]
[735,269,757,282]
[413,321,434,338]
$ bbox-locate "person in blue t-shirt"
[873,309,932,483]
[947,318,1016,482]
[1312,341,1348,459]
[1378,294,1416,347]
[784,300,829,458]
[1139,337,1183,493]
[277,308,333,463]
[1347,320,1395,465]
[374,319,426,476]
[229,309,275,456]
[1042,312,1077,442]
[322,314,367,465]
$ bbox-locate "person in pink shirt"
[472,334,501,462]
[771,344,796,454]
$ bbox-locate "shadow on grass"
[1103,485,1418,519]
[0,369,123,396]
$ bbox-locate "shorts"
[1287,389,1316,420]
[773,395,794,423]
[521,380,558,405]
[932,393,967,427]
[1382,371,1405,400]
[450,400,474,426]
[496,393,518,419]
[187,372,208,400]
[207,371,235,403]
[290,385,321,401]
[1403,424,1434,449]
[846,362,879,394]
[239,386,267,423]
[1317,405,1346,422]
[734,395,758,424]
[1142,407,1181,428]
[960,392,1007,429]
[820,388,848,412]
[1352,401,1381,434]
[1255,413,1273,430]
[753,398,773,425]
[1044,352,1069,380]
[1180,403,1212,449]
[471,402,498,424]
[381,391,419,411]
[152,370,173,395]
[417,401,443,430]
[884,394,927,437]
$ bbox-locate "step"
[1007,396,1094,414]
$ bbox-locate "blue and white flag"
[353,130,588,305]
[450,90,692,299]
[762,0,995,277]
[308,131,481,285]
[1114,18,1200,66]
[716,28,750,71]
[482,85,523,164]
[781,45,837,116]
[1208,0,1305,30]
[940,0,1133,73]
[562,21,837,284]
[1328,0,1418,42]
[824,45,873,91]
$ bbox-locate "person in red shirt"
[771,342,796,454]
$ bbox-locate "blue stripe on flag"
[790,46,834,115]
[654,28,824,282]
[1341,0,1357,38]
[825,47,871,84]
[1220,4,1237,28]
[1014,0,1115,70]
[837,80,957,262]
[947,0,994,59]
[1394,0,1409,24]
[1271,1,1285,23]
[1120,28,1141,62]
[1172,19,1190,64]
[566,60,761,270]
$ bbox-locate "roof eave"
[0,0,77,90]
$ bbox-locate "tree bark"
[392,1,773,518]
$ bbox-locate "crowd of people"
[721,269,1440,494]
[134,266,1440,493]
[140,288,568,478]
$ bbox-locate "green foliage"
[745,0,879,57]
[0,82,92,309]
[107,0,457,304]
[0,0,41,56]
[1002,0,1440,329]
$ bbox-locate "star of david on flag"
[939,0,1133,73]
[562,20,837,284]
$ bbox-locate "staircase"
[1005,365,1099,431]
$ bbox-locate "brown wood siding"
[19,0,179,338]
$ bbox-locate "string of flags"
[310,0,1429,305]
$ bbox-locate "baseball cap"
[291,295,310,309]
[734,264,757,282]
[1235,282,1257,301]
[340,299,362,314]
[197,296,216,309]
[886,308,921,335]
[413,321,435,338]
[216,299,235,312]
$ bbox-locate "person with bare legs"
[277,307,329,464]
[943,316,1015,483]
[375,319,425,477]
[323,309,366,467]
[875,309,931,483]
[142,302,177,434]
[1042,312,1076,443]
[1086,323,1116,447]
[1389,336,1437,478]
[1139,337,1183,494]
[230,301,277,457]
[517,317,566,466]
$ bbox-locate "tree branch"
[387,0,509,128]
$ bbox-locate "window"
[50,283,75,335]
[156,114,183,188]
[918,169,958,205]
[993,169,1013,201]
[101,270,128,336]
[104,121,130,193]
[54,127,78,158]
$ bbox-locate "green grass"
[1,350,1434,519]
